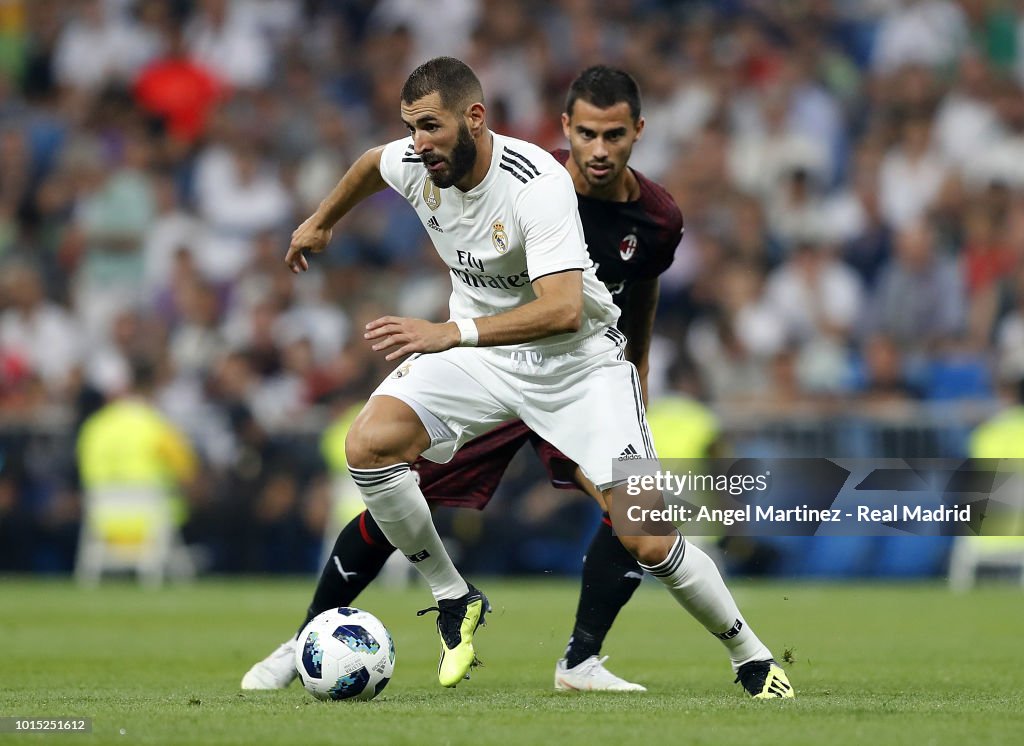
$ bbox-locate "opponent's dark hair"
[401,56,484,113]
[565,65,642,121]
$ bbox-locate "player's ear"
[561,112,571,139]
[465,102,486,137]
[634,116,645,142]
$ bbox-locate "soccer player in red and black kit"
[243,66,683,692]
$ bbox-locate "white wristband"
[454,318,479,347]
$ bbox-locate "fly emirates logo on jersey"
[449,248,530,291]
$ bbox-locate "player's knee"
[345,409,429,469]
[345,422,403,470]
[617,533,673,567]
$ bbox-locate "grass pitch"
[1,577,1022,745]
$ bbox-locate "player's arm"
[285,146,388,273]
[365,271,583,361]
[619,277,659,404]
[477,270,584,342]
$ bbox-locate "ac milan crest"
[619,233,638,261]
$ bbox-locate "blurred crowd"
[3,0,1024,572]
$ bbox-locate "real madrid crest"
[491,221,509,254]
[422,177,442,211]
[391,361,413,379]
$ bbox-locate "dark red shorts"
[410,419,579,509]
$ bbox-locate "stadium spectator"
[192,139,292,282]
[764,238,864,348]
[871,0,967,74]
[69,128,156,339]
[83,307,162,398]
[827,140,892,283]
[856,333,924,408]
[687,260,785,403]
[53,0,161,93]
[0,261,82,399]
[865,219,966,353]
[764,237,864,392]
[0,126,34,237]
[878,112,949,230]
[167,277,225,379]
[369,0,480,63]
[763,166,831,250]
[933,51,1003,172]
[966,76,1024,191]
[994,266,1024,382]
[133,20,223,145]
[140,173,207,296]
[728,88,830,204]
[184,0,272,90]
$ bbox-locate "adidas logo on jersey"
[427,216,444,233]
[618,444,642,461]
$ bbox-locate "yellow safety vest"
[321,402,368,527]
[645,395,720,458]
[77,399,196,537]
[968,407,1024,542]
[320,402,365,475]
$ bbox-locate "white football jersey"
[378,132,619,352]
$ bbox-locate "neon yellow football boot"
[735,660,795,699]
[417,584,490,687]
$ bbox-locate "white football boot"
[241,639,298,690]
[554,655,647,692]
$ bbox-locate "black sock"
[564,515,643,668]
[296,511,396,637]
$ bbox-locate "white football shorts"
[370,327,657,489]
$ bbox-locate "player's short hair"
[565,65,642,121]
[401,56,484,114]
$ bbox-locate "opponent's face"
[402,92,478,189]
[562,99,644,191]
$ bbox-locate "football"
[295,607,396,701]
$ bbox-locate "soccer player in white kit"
[285,56,794,697]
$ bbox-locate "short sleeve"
[643,187,684,279]
[378,137,419,200]
[516,170,589,281]
[644,226,681,279]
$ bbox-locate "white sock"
[640,535,772,671]
[349,463,469,602]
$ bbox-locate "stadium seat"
[872,536,953,578]
[75,486,194,587]
[923,357,992,401]
[947,536,1024,591]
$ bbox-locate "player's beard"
[424,122,477,189]
[581,157,620,187]
[574,145,632,190]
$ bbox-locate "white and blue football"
[295,607,396,701]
